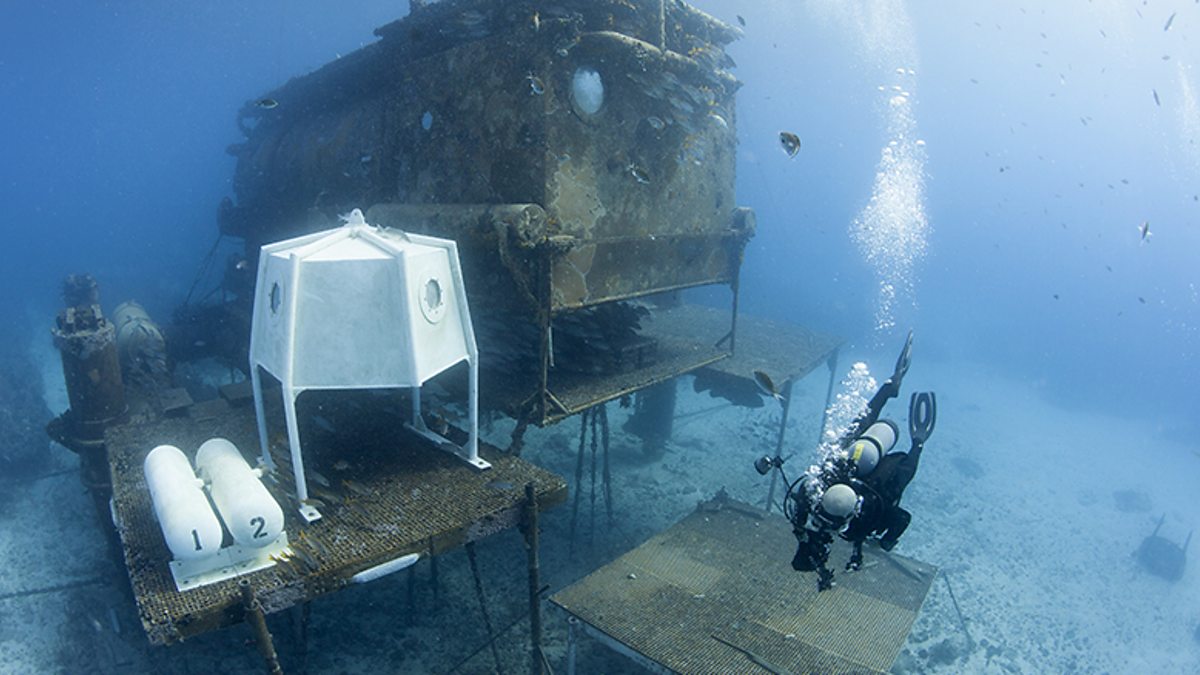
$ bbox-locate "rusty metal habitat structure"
[218,0,753,429]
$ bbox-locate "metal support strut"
[523,482,545,675]
[240,580,284,675]
[466,542,504,675]
[569,404,612,555]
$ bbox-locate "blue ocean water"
[1,0,1198,672]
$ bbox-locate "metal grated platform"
[551,496,936,674]
[106,399,566,645]
[535,303,734,425]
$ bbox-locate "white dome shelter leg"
[250,366,273,473]
[283,391,321,523]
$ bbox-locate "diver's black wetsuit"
[842,442,923,565]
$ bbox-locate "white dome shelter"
[249,209,489,523]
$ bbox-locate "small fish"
[1138,297,1146,304]
[1053,294,1060,300]
[1164,12,1176,31]
[752,370,784,401]
[1153,89,1161,106]
[1138,220,1151,242]
[235,259,250,271]
[531,11,540,31]
[310,470,331,488]
[779,131,801,158]
[736,14,746,27]
[255,98,278,110]
[527,73,545,96]
[289,543,319,572]
[628,163,651,184]
[646,116,665,131]
[342,479,373,498]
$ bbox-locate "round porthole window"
[419,275,446,323]
[571,67,604,117]
[269,282,282,315]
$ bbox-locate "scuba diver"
[757,331,937,591]
[841,389,935,571]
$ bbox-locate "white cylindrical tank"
[144,445,223,561]
[195,438,284,547]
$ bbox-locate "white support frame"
[249,222,489,524]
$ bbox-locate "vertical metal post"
[240,580,284,675]
[763,377,794,513]
[729,272,741,354]
[566,617,578,675]
[524,482,544,675]
[817,348,840,445]
[657,0,667,50]
[288,602,310,675]
[428,536,439,611]
[466,543,503,675]
[569,409,588,557]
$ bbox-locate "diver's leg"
[846,540,864,571]
[879,507,911,551]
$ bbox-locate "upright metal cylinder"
[53,304,126,434]
[240,580,284,675]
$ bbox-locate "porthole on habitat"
[268,281,282,315]
[419,275,446,323]
[570,67,604,117]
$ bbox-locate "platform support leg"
[817,348,840,446]
[288,602,310,675]
[566,616,578,675]
[240,580,283,675]
[523,482,544,675]
[763,377,795,514]
[466,542,504,675]
[569,408,588,557]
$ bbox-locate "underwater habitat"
[1,0,1198,673]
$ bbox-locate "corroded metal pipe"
[239,580,284,675]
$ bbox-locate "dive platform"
[105,398,566,646]
[551,494,936,674]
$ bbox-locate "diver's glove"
[909,391,937,446]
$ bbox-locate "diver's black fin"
[892,330,914,387]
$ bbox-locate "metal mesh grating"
[552,498,936,674]
[106,400,566,645]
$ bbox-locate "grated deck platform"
[106,399,566,645]
[551,496,936,674]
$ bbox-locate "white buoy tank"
[195,438,284,547]
[144,445,224,560]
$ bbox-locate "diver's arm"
[840,331,913,446]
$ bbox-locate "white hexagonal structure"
[249,209,488,522]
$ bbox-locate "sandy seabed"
[1,337,1197,674]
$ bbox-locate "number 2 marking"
[250,516,267,538]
